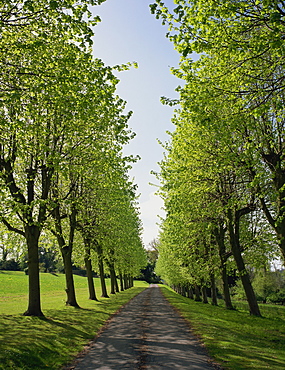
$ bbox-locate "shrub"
[0,259,20,271]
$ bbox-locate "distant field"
[0,271,148,369]
[0,270,114,314]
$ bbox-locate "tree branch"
[1,217,25,237]
[259,196,276,230]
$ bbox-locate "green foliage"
[0,259,20,271]
[152,0,285,314]
[38,247,59,273]
[0,0,144,314]
[140,245,160,283]
[252,269,285,304]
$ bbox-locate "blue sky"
[91,0,181,247]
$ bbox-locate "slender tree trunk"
[62,247,79,307]
[53,205,79,307]
[228,208,261,316]
[128,275,132,288]
[214,225,234,309]
[222,264,234,309]
[124,274,129,289]
[23,225,44,316]
[114,272,119,293]
[194,284,202,301]
[109,263,116,295]
[97,254,108,298]
[187,285,194,299]
[210,274,218,306]
[98,260,108,297]
[119,272,124,291]
[84,245,97,301]
[202,286,208,304]
[95,243,108,298]
[110,264,119,293]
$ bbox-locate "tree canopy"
[151,0,285,315]
[0,0,145,316]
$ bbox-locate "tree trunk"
[124,274,129,289]
[202,286,208,304]
[23,225,44,316]
[109,263,116,295]
[95,243,108,298]
[98,257,108,298]
[62,247,79,307]
[128,275,132,288]
[214,224,234,309]
[114,272,119,293]
[222,263,234,309]
[84,245,97,301]
[119,272,124,291]
[210,274,218,306]
[194,284,202,301]
[228,208,261,316]
[53,204,79,308]
[187,285,194,299]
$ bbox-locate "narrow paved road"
[72,286,218,369]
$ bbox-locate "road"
[72,285,219,369]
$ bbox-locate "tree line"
[151,0,285,316]
[0,0,146,317]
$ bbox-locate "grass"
[160,285,285,370]
[0,271,148,369]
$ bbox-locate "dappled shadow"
[160,287,285,370]
[74,287,215,370]
[0,287,147,370]
[143,288,214,369]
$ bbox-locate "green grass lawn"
[3,273,285,370]
[160,285,285,370]
[0,271,148,369]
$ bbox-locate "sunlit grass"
[0,271,148,369]
[160,285,285,370]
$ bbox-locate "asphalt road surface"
[72,285,218,370]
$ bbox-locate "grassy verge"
[0,271,148,369]
[160,285,285,370]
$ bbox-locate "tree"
[151,0,285,266]
[0,0,106,316]
[151,0,285,316]
[141,240,160,284]
[155,100,278,314]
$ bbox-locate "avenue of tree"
[151,0,285,316]
[0,0,146,316]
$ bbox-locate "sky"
[91,0,181,247]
